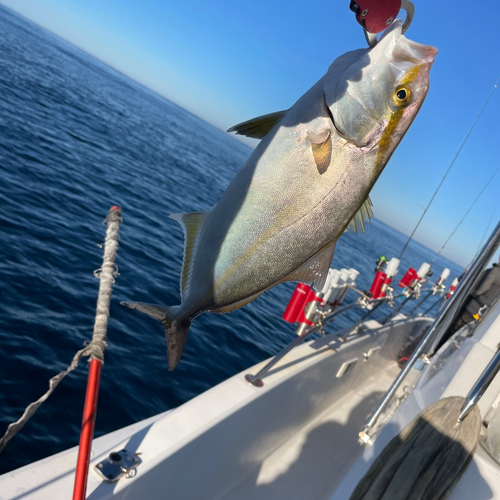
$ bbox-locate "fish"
[122,21,437,370]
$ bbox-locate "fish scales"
[122,21,438,370]
[186,83,373,304]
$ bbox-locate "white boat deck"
[0,316,438,500]
[222,364,400,500]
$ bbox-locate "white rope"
[88,208,122,362]
[0,207,122,455]
[0,348,86,454]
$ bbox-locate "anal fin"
[169,212,207,299]
[283,241,336,292]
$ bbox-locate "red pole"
[72,359,102,500]
[71,206,122,498]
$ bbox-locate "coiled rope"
[350,396,481,500]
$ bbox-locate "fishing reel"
[446,277,460,299]
[384,286,395,307]
[431,268,450,296]
[369,257,400,301]
[401,262,431,299]
[357,294,372,310]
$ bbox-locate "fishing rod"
[399,76,500,259]
[431,165,500,263]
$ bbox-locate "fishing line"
[467,206,498,267]
[474,207,497,255]
[398,75,500,259]
[431,165,500,263]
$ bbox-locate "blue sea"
[0,6,463,474]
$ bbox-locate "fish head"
[325,20,437,157]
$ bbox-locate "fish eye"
[393,86,412,107]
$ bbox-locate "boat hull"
[0,315,431,499]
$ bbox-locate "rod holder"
[245,294,399,387]
[381,296,411,324]
[245,302,358,387]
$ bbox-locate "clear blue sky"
[2,0,500,267]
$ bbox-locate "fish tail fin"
[162,314,192,372]
[121,301,191,371]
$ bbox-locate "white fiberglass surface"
[330,303,500,500]
[0,318,431,500]
[220,365,401,500]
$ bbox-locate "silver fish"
[123,21,437,370]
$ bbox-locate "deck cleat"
[94,449,142,483]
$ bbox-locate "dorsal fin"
[169,212,207,299]
[347,197,374,233]
[227,110,287,139]
[283,241,336,291]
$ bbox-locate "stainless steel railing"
[245,302,359,387]
[361,219,500,437]
[458,344,500,422]
[245,293,404,387]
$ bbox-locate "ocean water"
[0,6,463,474]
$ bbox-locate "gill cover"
[324,20,437,147]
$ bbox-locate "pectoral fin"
[346,197,374,233]
[283,241,336,292]
[169,211,207,299]
[307,129,331,144]
[227,110,287,139]
[308,129,332,174]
